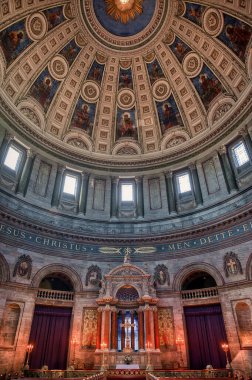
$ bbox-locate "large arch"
[0,252,10,283]
[30,264,83,292]
[245,252,252,280]
[172,262,224,291]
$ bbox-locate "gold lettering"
[20,231,26,239]
[0,224,5,232]
[6,227,12,235]
[207,236,214,243]
[243,224,248,232]
[200,238,207,245]
[51,240,59,248]
[75,244,81,251]
[36,236,42,243]
[227,230,233,237]
[184,242,190,248]
[168,244,175,251]
[62,243,68,249]
[43,238,50,246]
[176,243,182,249]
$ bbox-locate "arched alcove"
[235,301,252,348]
[39,272,74,292]
[0,303,21,346]
[31,264,83,292]
[181,271,217,290]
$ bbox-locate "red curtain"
[184,304,229,369]
[29,305,72,370]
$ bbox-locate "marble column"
[111,308,118,350]
[190,163,203,205]
[138,308,144,350]
[131,311,135,351]
[96,308,102,350]
[0,132,12,162]
[136,176,144,218]
[16,150,35,196]
[153,307,160,350]
[121,312,125,350]
[165,171,176,213]
[144,305,151,348]
[149,307,155,349]
[103,306,111,349]
[110,177,118,218]
[51,165,65,207]
[219,145,237,192]
[79,172,89,214]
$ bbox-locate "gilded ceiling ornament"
[105,0,144,24]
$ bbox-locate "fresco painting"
[116,107,138,140]
[86,61,105,85]
[43,6,66,31]
[169,36,192,64]
[0,20,32,66]
[156,94,183,134]
[183,2,206,27]
[118,67,133,90]
[59,39,81,67]
[218,14,251,62]
[92,0,155,37]
[28,68,60,113]
[146,59,165,86]
[192,64,225,110]
[70,97,96,136]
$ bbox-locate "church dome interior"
[0,0,251,376]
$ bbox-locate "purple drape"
[29,305,72,370]
[184,304,229,369]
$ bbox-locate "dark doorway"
[184,304,229,369]
[29,305,72,369]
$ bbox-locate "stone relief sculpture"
[154,264,170,286]
[224,251,243,277]
[85,265,102,286]
[13,254,32,279]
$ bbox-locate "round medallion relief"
[153,80,170,101]
[117,89,135,109]
[183,52,202,78]
[49,56,69,80]
[82,81,100,102]
[26,12,47,41]
[203,8,223,37]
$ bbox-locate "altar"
[116,364,140,369]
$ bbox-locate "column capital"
[237,126,248,137]
[165,170,173,179]
[26,148,35,159]
[135,175,143,183]
[189,162,196,171]
[218,145,227,155]
[111,176,119,185]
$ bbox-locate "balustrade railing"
[181,287,218,300]
[84,373,105,380]
[37,288,74,301]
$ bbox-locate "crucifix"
[227,258,237,274]
[120,317,135,352]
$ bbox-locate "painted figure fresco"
[59,39,81,67]
[43,6,66,31]
[146,59,165,86]
[118,67,133,90]
[183,2,206,27]
[0,20,32,66]
[86,60,105,85]
[192,65,224,110]
[169,36,192,64]
[156,94,183,134]
[70,97,96,136]
[116,107,138,140]
[218,14,251,62]
[28,68,60,113]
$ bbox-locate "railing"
[146,373,159,380]
[84,372,105,380]
[181,287,219,300]
[37,288,74,301]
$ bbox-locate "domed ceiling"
[0,0,251,169]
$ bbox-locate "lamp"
[176,336,184,368]
[101,342,107,370]
[221,343,231,369]
[146,341,153,371]
[25,343,34,369]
